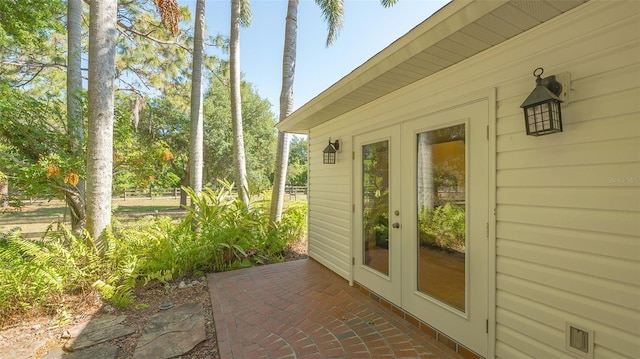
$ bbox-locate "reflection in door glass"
[416,124,466,312]
[362,140,390,276]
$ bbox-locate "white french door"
[353,100,489,356]
[353,125,403,305]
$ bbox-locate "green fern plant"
[0,229,66,321]
[178,181,308,271]
[1,181,309,324]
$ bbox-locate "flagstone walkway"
[208,259,466,359]
[0,302,206,359]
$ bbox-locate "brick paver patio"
[208,259,464,358]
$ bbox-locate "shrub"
[418,203,465,252]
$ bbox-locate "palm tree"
[269,0,299,223]
[229,0,251,205]
[86,0,117,242]
[270,0,398,222]
[189,0,205,197]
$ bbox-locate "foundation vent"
[566,323,594,358]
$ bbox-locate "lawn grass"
[112,198,183,215]
[1,198,183,235]
[0,194,307,236]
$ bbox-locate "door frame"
[349,89,497,358]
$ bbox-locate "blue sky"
[180,0,449,113]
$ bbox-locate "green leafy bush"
[418,203,466,252]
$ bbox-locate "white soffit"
[277,0,588,133]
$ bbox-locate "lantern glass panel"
[525,99,562,136]
[323,152,333,164]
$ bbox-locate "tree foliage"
[0,83,83,206]
[134,97,190,190]
[287,136,308,186]
[0,0,278,228]
[0,0,64,47]
[203,79,276,189]
[115,1,199,101]
[0,5,67,91]
[118,78,277,193]
[113,100,181,191]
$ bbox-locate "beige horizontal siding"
[498,204,639,237]
[307,126,353,280]
[497,162,639,188]
[497,222,639,262]
[498,257,637,311]
[497,187,639,212]
[498,137,639,169]
[493,1,640,358]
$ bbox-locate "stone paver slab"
[64,315,135,351]
[64,343,119,359]
[132,302,206,359]
[0,338,47,359]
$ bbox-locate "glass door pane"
[416,124,466,311]
[362,140,390,276]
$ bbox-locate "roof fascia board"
[277,0,509,132]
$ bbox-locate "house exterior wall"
[306,1,639,357]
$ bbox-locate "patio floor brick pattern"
[208,259,464,359]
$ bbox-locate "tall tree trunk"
[180,172,189,207]
[270,0,298,223]
[86,0,117,243]
[66,0,86,231]
[189,0,205,197]
[230,0,249,205]
[0,177,8,208]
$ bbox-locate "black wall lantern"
[520,67,564,136]
[323,139,340,164]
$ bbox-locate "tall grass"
[0,184,307,326]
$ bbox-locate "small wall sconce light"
[520,67,563,136]
[323,138,340,164]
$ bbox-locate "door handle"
[392,222,400,229]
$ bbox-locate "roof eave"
[277,0,587,133]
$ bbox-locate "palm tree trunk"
[189,0,205,197]
[270,0,298,223]
[417,132,434,211]
[86,0,117,243]
[230,0,249,205]
[67,0,86,232]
